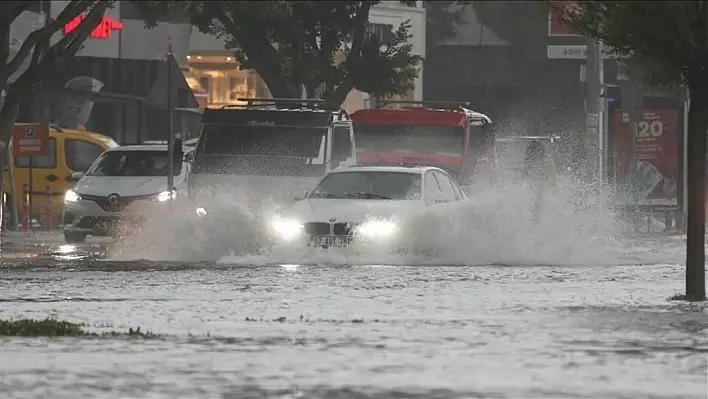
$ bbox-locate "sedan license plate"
[94,220,116,231]
[309,236,352,248]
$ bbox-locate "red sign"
[548,1,580,36]
[12,123,50,158]
[613,109,679,205]
[64,16,123,39]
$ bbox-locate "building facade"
[187,1,426,114]
[423,2,585,144]
[8,2,198,143]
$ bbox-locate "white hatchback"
[268,165,467,250]
[62,144,192,243]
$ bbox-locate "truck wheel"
[64,232,87,244]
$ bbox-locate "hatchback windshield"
[309,171,421,200]
[87,150,182,177]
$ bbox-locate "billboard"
[548,1,581,37]
[613,108,679,206]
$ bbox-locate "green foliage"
[133,1,424,107]
[0,318,157,338]
[0,318,87,337]
[560,1,708,87]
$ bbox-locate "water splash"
[103,173,671,267]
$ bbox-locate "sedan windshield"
[309,171,421,200]
[87,150,182,177]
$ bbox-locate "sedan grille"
[82,194,154,212]
[333,222,357,236]
[304,222,331,236]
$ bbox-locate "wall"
[423,2,585,139]
[47,1,191,65]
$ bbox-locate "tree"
[563,2,706,301]
[0,1,112,149]
[136,1,423,108]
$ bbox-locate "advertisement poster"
[613,108,679,206]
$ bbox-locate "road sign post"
[12,123,49,229]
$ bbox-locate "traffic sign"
[547,45,619,60]
[12,123,49,157]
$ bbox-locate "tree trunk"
[684,84,708,301]
[0,86,22,148]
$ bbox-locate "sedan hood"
[74,176,182,197]
[288,198,422,223]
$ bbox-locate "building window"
[184,53,263,107]
[198,77,211,102]
[346,23,394,45]
[368,23,394,44]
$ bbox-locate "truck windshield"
[87,150,182,177]
[200,125,325,157]
[194,125,328,176]
[354,124,465,154]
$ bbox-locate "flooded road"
[0,235,706,398]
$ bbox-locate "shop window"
[198,77,211,102]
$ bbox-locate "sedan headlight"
[64,190,80,204]
[270,218,304,241]
[154,190,177,203]
[356,219,397,239]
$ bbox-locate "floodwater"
[0,235,706,399]
[0,183,706,399]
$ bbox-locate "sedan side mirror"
[68,172,85,182]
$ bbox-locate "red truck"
[350,101,493,185]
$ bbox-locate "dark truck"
[187,98,356,207]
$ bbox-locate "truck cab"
[188,98,356,206]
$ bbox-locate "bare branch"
[5,1,93,77]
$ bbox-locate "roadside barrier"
[21,184,29,232]
[44,186,52,232]
[1,192,6,233]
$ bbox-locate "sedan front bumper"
[63,197,167,236]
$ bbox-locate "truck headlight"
[154,190,177,203]
[356,219,397,239]
[64,190,80,204]
[271,218,304,241]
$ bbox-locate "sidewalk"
[1,231,65,245]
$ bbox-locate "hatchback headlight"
[64,190,80,204]
[154,190,177,203]
[271,218,304,241]
[356,219,397,239]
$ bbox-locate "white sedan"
[269,165,467,250]
[62,144,193,243]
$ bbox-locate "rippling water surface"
[0,234,706,399]
[1,180,706,398]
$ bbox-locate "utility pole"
[166,34,175,199]
[620,59,644,231]
[585,37,602,184]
